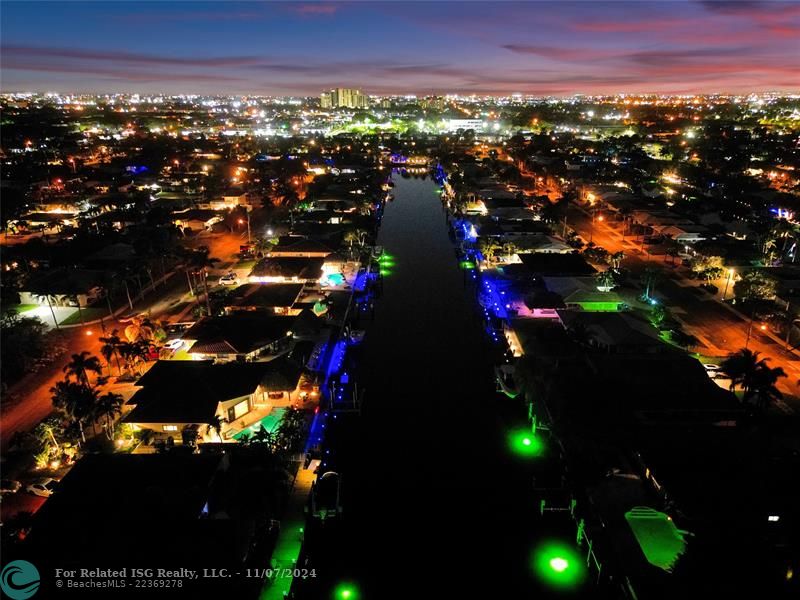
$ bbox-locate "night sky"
[1,1,798,96]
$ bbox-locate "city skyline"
[1,1,799,96]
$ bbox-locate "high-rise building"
[320,91,333,109]
[320,88,369,109]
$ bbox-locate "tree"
[641,266,662,301]
[608,251,626,270]
[649,305,668,327]
[583,245,609,264]
[95,392,124,440]
[185,248,219,316]
[34,418,61,452]
[206,415,227,442]
[690,255,724,277]
[250,425,277,453]
[118,340,149,374]
[701,266,724,283]
[50,379,98,442]
[477,238,497,263]
[501,242,518,260]
[734,270,778,302]
[254,237,273,258]
[99,330,123,375]
[595,269,616,291]
[124,316,152,343]
[62,351,103,389]
[343,230,359,254]
[0,311,48,386]
[567,323,594,348]
[720,349,787,412]
[275,407,308,453]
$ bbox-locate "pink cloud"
[288,3,340,16]
[2,45,260,67]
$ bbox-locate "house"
[19,267,107,308]
[267,237,335,258]
[22,452,288,595]
[558,311,663,353]
[561,289,627,312]
[514,235,573,254]
[249,257,324,283]
[172,208,225,231]
[82,242,137,270]
[179,313,305,361]
[124,358,303,441]
[543,276,627,312]
[515,253,597,277]
[311,197,359,214]
[653,224,708,244]
[224,283,305,315]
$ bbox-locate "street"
[566,201,800,413]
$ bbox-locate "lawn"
[234,259,256,271]
[3,303,39,314]
[58,307,110,326]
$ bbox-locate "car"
[218,272,240,286]
[0,479,21,494]
[700,283,719,295]
[164,339,184,351]
[703,364,723,378]
[26,478,58,497]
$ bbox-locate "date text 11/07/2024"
[206,568,317,579]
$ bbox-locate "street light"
[590,210,603,244]
[723,269,735,300]
[238,212,251,243]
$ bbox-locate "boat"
[495,364,519,398]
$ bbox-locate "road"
[0,227,259,449]
[565,201,800,413]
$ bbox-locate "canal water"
[297,174,585,599]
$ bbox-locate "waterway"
[296,173,586,598]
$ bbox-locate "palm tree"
[50,379,98,442]
[343,231,360,259]
[641,266,662,301]
[608,251,626,270]
[276,407,307,453]
[34,417,62,453]
[95,392,124,439]
[252,425,276,452]
[478,239,497,263]
[99,330,123,375]
[186,248,218,316]
[63,351,103,389]
[206,415,227,442]
[502,242,518,260]
[567,322,594,348]
[118,340,149,375]
[595,269,616,291]
[254,237,273,258]
[720,348,787,412]
[750,362,786,412]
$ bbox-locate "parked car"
[699,283,719,295]
[26,478,58,497]
[703,364,723,378]
[0,479,22,494]
[164,339,184,351]
[218,272,240,286]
